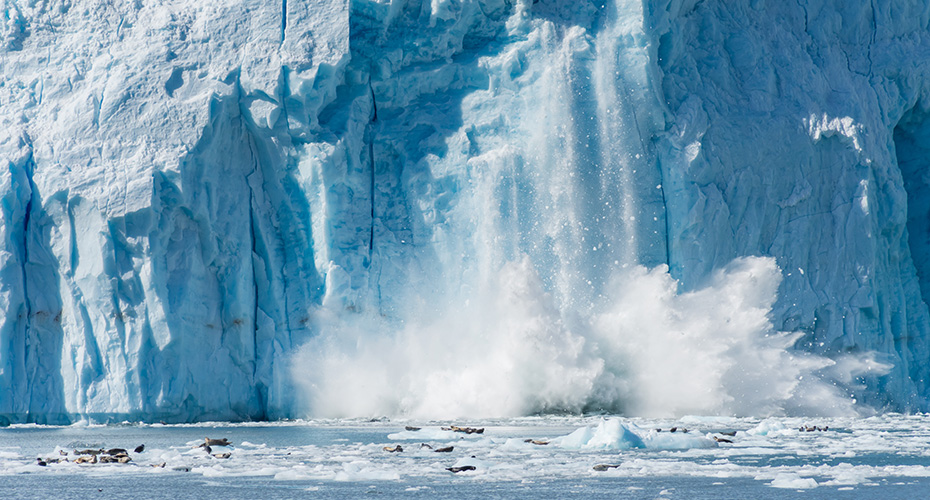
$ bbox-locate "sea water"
[3,415,930,499]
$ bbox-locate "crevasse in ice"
[2,0,930,423]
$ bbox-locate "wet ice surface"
[3,415,930,499]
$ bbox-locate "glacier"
[2,0,930,423]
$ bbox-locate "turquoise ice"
[1,0,930,422]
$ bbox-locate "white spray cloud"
[291,256,889,419]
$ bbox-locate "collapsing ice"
[1,0,927,423]
[295,256,890,418]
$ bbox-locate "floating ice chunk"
[386,427,481,441]
[275,466,334,481]
[745,419,796,437]
[554,418,718,451]
[678,415,740,425]
[199,465,279,478]
[553,418,645,450]
[821,463,871,486]
[640,430,717,450]
[334,461,400,481]
[768,472,818,489]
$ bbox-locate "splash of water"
[291,256,887,418]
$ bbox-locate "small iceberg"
[554,418,717,451]
[553,419,646,450]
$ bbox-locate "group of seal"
[441,425,484,434]
[712,430,736,443]
[402,426,589,474]
[196,437,233,459]
[37,445,145,466]
[799,425,829,432]
[399,425,482,472]
[382,443,454,453]
[37,437,233,468]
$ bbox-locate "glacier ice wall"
[1,0,930,422]
[652,0,930,408]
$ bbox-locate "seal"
[442,426,484,434]
[134,444,145,453]
[446,465,476,473]
[204,438,231,446]
[383,445,403,453]
[434,446,454,453]
[99,453,129,464]
[593,464,620,471]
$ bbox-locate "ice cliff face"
[654,0,930,408]
[1,0,930,423]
